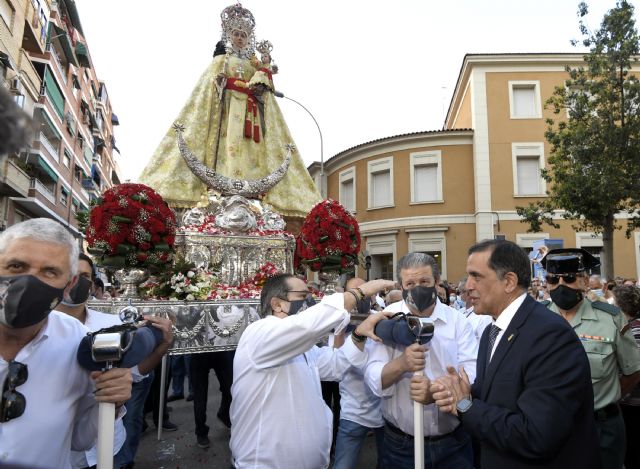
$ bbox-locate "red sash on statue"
[225,77,261,143]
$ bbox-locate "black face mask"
[402,286,438,314]
[287,295,316,315]
[550,284,584,311]
[0,275,66,329]
[61,276,92,307]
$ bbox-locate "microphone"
[77,325,163,371]
[273,90,284,98]
[373,315,435,346]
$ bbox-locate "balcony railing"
[18,49,42,95]
[30,178,56,205]
[37,132,60,163]
[49,46,67,86]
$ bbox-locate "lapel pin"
[507,334,515,342]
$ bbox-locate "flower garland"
[86,183,176,268]
[295,199,361,272]
[142,261,280,301]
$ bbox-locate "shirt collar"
[400,298,448,324]
[494,292,527,331]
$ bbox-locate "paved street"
[134,373,378,468]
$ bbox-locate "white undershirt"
[0,311,99,468]
[230,293,364,469]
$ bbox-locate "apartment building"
[0,0,122,236]
[310,54,640,283]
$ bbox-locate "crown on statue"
[221,3,256,37]
[256,40,273,55]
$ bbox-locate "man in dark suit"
[431,239,600,468]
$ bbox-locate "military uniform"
[542,249,640,469]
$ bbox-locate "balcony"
[21,1,47,54]
[0,157,31,197]
[36,132,60,163]
[48,46,68,86]
[29,178,56,205]
[18,49,42,97]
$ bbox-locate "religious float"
[87,3,361,361]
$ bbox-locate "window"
[63,149,71,167]
[365,233,397,280]
[408,230,448,279]
[71,198,78,214]
[368,157,393,209]
[60,186,69,206]
[512,143,545,196]
[509,81,541,119]
[339,167,356,212]
[410,151,442,203]
[576,232,603,276]
[73,164,82,181]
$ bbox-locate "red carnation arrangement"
[295,199,360,272]
[86,183,177,268]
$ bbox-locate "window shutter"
[414,164,438,201]
[517,156,540,195]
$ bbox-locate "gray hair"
[457,277,467,291]
[260,273,295,315]
[397,252,440,284]
[0,218,79,277]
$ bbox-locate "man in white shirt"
[56,253,174,469]
[333,277,385,469]
[230,273,395,469]
[364,252,478,469]
[0,218,132,469]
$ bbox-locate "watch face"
[457,398,473,413]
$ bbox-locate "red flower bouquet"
[86,183,177,268]
[295,199,361,272]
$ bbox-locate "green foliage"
[517,1,640,276]
[76,209,90,234]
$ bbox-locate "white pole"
[413,369,425,469]
[157,354,168,440]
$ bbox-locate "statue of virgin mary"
[139,3,321,219]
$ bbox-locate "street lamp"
[274,91,325,197]
[364,250,372,281]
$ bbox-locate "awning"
[111,136,120,154]
[76,42,91,68]
[51,24,79,67]
[111,113,119,126]
[0,51,14,70]
[37,108,62,140]
[36,156,58,182]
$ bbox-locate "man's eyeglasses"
[545,273,578,285]
[1,360,28,423]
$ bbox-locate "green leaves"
[520,1,640,278]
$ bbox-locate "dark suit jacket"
[461,295,600,469]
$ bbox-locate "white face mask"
[449,295,457,304]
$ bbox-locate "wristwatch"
[456,397,473,415]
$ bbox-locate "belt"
[594,403,620,421]
[384,419,453,442]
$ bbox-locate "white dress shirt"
[490,293,527,359]
[339,339,384,428]
[70,308,127,469]
[0,311,100,468]
[462,306,493,340]
[365,299,478,436]
[230,293,365,469]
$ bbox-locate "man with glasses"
[541,248,640,469]
[0,218,132,468]
[229,273,395,469]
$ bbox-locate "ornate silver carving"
[173,123,293,198]
[261,207,286,231]
[89,298,263,354]
[215,195,257,233]
[181,207,206,227]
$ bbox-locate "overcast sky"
[73,0,632,181]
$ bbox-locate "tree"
[517,1,640,279]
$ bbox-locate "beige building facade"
[0,0,122,236]
[310,54,640,283]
